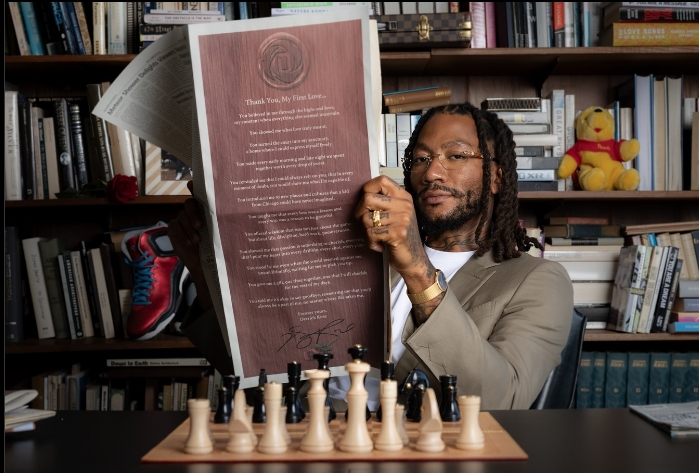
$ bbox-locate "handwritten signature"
[278,319,355,351]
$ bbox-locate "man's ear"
[490,163,502,195]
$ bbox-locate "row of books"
[576,351,699,409]
[600,2,699,46]
[5,227,132,343]
[4,83,143,201]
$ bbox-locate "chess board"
[142,412,527,463]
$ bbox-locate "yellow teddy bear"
[557,106,640,191]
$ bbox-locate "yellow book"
[601,22,699,46]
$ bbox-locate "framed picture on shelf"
[145,142,193,195]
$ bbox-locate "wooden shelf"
[516,190,699,201]
[4,334,195,355]
[4,195,189,208]
[584,330,699,342]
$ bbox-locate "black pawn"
[376,360,395,422]
[213,386,231,424]
[223,375,240,412]
[252,369,267,423]
[439,374,460,422]
[312,353,336,422]
[345,345,371,421]
[410,385,425,423]
[285,386,303,424]
[287,361,305,420]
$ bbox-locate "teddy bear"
[557,106,640,191]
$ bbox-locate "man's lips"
[421,191,453,205]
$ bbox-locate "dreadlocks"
[402,102,541,262]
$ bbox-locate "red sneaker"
[122,223,189,340]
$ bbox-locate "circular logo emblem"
[60,152,70,165]
[257,32,309,90]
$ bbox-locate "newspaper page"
[94,11,386,388]
[629,401,699,437]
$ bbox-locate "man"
[169,102,573,410]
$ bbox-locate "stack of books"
[140,4,226,49]
[670,280,699,333]
[600,2,699,47]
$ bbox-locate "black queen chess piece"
[345,345,371,421]
[312,352,336,422]
[287,361,305,421]
[223,375,240,413]
[400,368,429,422]
[439,374,461,422]
[376,360,395,422]
[214,386,231,424]
[285,386,303,424]
[252,369,267,424]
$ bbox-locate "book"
[600,21,699,46]
[92,1,106,54]
[387,96,451,114]
[78,243,102,338]
[608,245,648,332]
[85,84,114,181]
[636,246,668,333]
[547,237,626,246]
[604,5,699,29]
[507,123,551,134]
[687,352,699,402]
[5,89,22,201]
[517,169,558,181]
[634,74,653,191]
[69,250,95,338]
[19,2,45,55]
[22,237,56,339]
[518,180,565,191]
[143,13,225,24]
[560,261,619,282]
[52,98,75,191]
[72,2,92,54]
[625,221,699,236]
[512,134,560,147]
[649,352,672,404]
[627,352,650,406]
[572,281,614,305]
[649,246,679,333]
[605,352,629,408]
[108,2,127,54]
[661,259,684,332]
[57,253,80,339]
[653,76,667,191]
[105,358,211,368]
[591,352,607,408]
[681,232,699,280]
[87,247,115,339]
[18,101,36,200]
[546,216,610,225]
[669,353,690,402]
[39,117,61,199]
[37,238,70,339]
[68,102,91,189]
[576,352,594,408]
[679,280,699,298]
[383,86,450,106]
[674,297,699,314]
[543,224,622,239]
[8,2,31,55]
[5,227,24,343]
[668,322,699,333]
[32,107,48,200]
[495,111,549,124]
[515,157,560,170]
[98,243,125,338]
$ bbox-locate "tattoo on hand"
[411,293,445,325]
[370,228,389,235]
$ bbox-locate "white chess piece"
[258,382,287,454]
[374,380,403,451]
[226,419,255,453]
[300,369,334,453]
[231,389,257,446]
[339,358,373,453]
[279,406,291,445]
[395,404,409,446]
[184,399,214,454]
[415,388,445,453]
[455,395,484,450]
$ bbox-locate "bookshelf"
[5,45,699,400]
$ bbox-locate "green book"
[669,353,690,403]
[37,238,70,339]
[576,352,594,409]
[686,352,699,402]
[591,352,607,408]
[648,352,671,404]
[605,352,629,408]
[627,352,650,406]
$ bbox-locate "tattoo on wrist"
[411,292,445,326]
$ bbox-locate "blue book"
[627,352,650,406]
[19,2,46,55]
[576,352,594,409]
[383,86,438,96]
[669,353,690,403]
[591,352,606,408]
[62,2,85,54]
[224,2,234,20]
[649,352,671,404]
[686,352,699,402]
[239,2,248,19]
[52,2,77,54]
[668,322,699,333]
[604,352,629,408]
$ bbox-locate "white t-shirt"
[328,246,475,409]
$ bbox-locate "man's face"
[409,113,493,236]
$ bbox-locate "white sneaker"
[175,172,183,181]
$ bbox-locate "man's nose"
[423,155,447,180]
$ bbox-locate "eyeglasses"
[402,150,484,174]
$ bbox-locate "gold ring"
[372,210,382,227]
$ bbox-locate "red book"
[553,3,565,47]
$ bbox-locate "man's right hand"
[168,181,213,311]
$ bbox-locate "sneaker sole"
[133,265,190,341]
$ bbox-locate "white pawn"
[339,357,373,453]
[395,404,409,446]
[300,369,334,453]
[184,399,214,454]
[415,388,445,453]
[455,395,484,450]
[226,419,255,453]
[278,406,291,445]
[374,380,403,451]
[231,389,257,446]
[258,382,287,454]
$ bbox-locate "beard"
[414,184,485,236]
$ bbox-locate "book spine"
[42,117,61,199]
[21,238,56,339]
[637,246,666,333]
[70,250,95,338]
[56,254,76,339]
[60,252,84,338]
[5,91,23,201]
[396,113,411,164]
[687,352,699,402]
[56,2,78,54]
[383,87,451,106]
[48,3,71,54]
[92,1,106,54]
[72,2,92,54]
[495,111,549,123]
[108,2,127,54]
[36,116,49,199]
[34,2,63,54]
[99,244,125,338]
[469,2,486,48]
[19,101,36,200]
[669,353,690,402]
[552,2,565,46]
[106,358,211,367]
[616,7,699,22]
[87,248,115,339]
[662,260,683,332]
[648,352,671,404]
[626,352,650,406]
[5,227,24,343]
[138,23,177,34]
[38,239,70,339]
[387,97,451,114]
[517,169,557,181]
[682,231,699,279]
[650,247,679,332]
[85,84,114,181]
[384,113,397,168]
[604,352,628,408]
[126,2,135,54]
[485,2,496,47]
[143,13,224,23]
[550,90,565,157]
[52,99,76,190]
[79,243,102,337]
[19,2,46,55]
[68,102,90,189]
[62,2,85,54]
[8,2,31,55]
[576,352,593,408]
[591,352,606,408]
[608,22,699,46]
[564,94,575,151]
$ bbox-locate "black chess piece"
[376,360,395,422]
[285,386,303,424]
[252,369,267,423]
[287,361,305,420]
[411,384,425,423]
[439,374,461,422]
[345,345,371,421]
[213,386,231,424]
[312,353,336,422]
[401,369,429,422]
[223,375,240,412]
